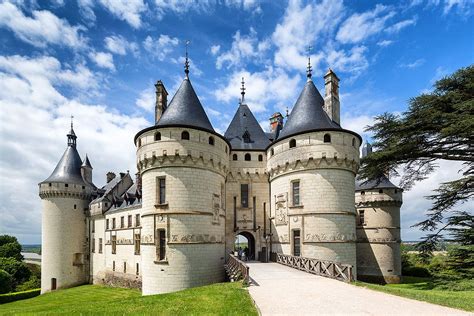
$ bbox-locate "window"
[91,220,95,233]
[49,183,52,187]
[241,184,249,208]
[324,133,331,143]
[209,136,214,145]
[361,191,365,196]
[155,132,161,141]
[156,229,166,261]
[106,219,110,230]
[225,147,228,153]
[113,261,115,271]
[128,215,132,227]
[271,148,274,156]
[258,154,263,161]
[73,204,76,209]
[135,214,140,227]
[352,138,355,147]
[82,185,85,189]
[111,235,117,254]
[138,138,141,147]
[99,238,103,253]
[379,189,384,194]
[91,238,95,253]
[120,216,124,228]
[292,181,300,206]
[181,131,190,140]
[245,153,251,161]
[289,139,296,148]
[136,263,140,275]
[233,154,238,161]
[157,177,166,204]
[135,234,141,255]
[123,262,126,273]
[359,210,365,226]
[65,184,69,188]
[243,131,251,143]
[293,230,301,256]
[112,218,116,229]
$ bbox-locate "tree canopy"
[0,235,22,261]
[359,65,473,255]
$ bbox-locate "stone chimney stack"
[106,172,116,183]
[155,80,168,123]
[269,112,284,133]
[324,69,340,125]
[135,172,142,192]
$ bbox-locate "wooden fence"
[224,254,250,285]
[276,253,353,282]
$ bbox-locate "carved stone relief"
[304,232,356,242]
[275,193,287,226]
[212,193,220,224]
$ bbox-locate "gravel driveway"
[247,262,471,316]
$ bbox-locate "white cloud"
[336,4,395,44]
[443,0,473,14]
[143,35,179,61]
[88,51,116,71]
[215,28,270,69]
[154,0,261,19]
[400,58,425,68]
[0,2,87,49]
[377,40,394,47]
[135,87,155,112]
[326,46,369,78]
[385,17,417,33]
[99,0,147,29]
[0,54,148,243]
[210,45,221,55]
[341,113,374,138]
[104,35,139,56]
[78,0,96,24]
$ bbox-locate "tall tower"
[324,68,340,125]
[39,124,93,293]
[134,51,229,295]
[355,142,402,283]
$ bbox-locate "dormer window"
[243,131,251,143]
[209,136,215,145]
[155,132,161,141]
[233,154,238,161]
[324,134,331,143]
[289,139,296,148]
[258,154,263,161]
[352,138,355,147]
[181,131,190,140]
[245,153,251,161]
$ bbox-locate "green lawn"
[0,282,258,315]
[354,276,474,312]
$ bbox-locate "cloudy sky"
[0,0,472,244]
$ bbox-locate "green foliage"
[0,270,13,294]
[0,283,258,315]
[0,258,31,288]
[16,275,41,292]
[0,288,40,304]
[0,242,22,262]
[359,65,474,256]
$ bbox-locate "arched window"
[361,191,365,195]
[138,138,141,147]
[258,154,263,161]
[323,133,331,143]
[225,147,228,153]
[155,132,161,141]
[245,153,251,161]
[243,131,251,143]
[181,131,190,140]
[271,148,274,156]
[379,189,384,194]
[209,136,215,145]
[233,154,238,161]
[352,138,355,147]
[289,139,296,148]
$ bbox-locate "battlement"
[355,188,403,207]
[39,182,92,200]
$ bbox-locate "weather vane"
[306,44,313,80]
[70,115,74,129]
[184,40,190,78]
[240,77,246,104]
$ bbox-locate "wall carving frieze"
[356,200,403,207]
[304,232,356,243]
[357,237,401,243]
[275,193,288,225]
[169,234,224,244]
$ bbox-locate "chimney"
[269,112,284,133]
[155,80,168,123]
[106,172,116,183]
[324,69,340,125]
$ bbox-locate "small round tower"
[38,125,93,293]
[355,142,402,283]
[267,67,361,270]
[135,62,229,295]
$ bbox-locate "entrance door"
[51,278,57,290]
[293,230,301,256]
[234,231,256,261]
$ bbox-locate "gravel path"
[247,262,471,316]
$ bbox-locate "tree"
[0,235,23,261]
[0,269,13,294]
[359,65,474,257]
[0,257,31,287]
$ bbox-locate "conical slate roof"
[278,80,340,140]
[156,78,214,132]
[82,154,92,168]
[41,145,87,185]
[224,103,270,150]
[355,176,399,191]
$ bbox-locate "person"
[241,248,246,261]
[244,247,249,261]
[238,247,243,260]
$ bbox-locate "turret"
[81,154,93,186]
[355,141,403,284]
[39,123,92,293]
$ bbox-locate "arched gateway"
[235,231,256,261]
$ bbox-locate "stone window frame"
[155,132,161,141]
[292,229,301,257]
[155,176,168,208]
[352,137,356,147]
[258,154,263,161]
[323,133,331,143]
[120,216,125,228]
[111,235,117,254]
[98,238,103,254]
[240,183,250,208]
[128,215,132,227]
[209,136,215,145]
[135,214,141,227]
[289,138,296,148]
[181,130,190,140]
[112,218,116,229]
[106,219,109,230]
[358,209,366,226]
[134,233,141,255]
[289,179,303,208]
[155,229,167,263]
[91,238,95,253]
[233,153,238,161]
[244,153,251,161]
[136,263,139,275]
[123,262,127,274]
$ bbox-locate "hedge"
[0,288,40,304]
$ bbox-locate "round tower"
[135,62,229,295]
[355,142,402,283]
[267,67,361,271]
[38,125,92,293]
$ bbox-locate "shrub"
[0,288,40,304]
[16,275,41,292]
[402,266,431,278]
[0,270,13,294]
[0,257,31,287]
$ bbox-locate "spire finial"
[70,115,74,130]
[306,45,313,81]
[184,40,190,79]
[286,107,289,118]
[240,77,246,104]
[67,115,77,147]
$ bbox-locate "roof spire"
[286,106,289,118]
[240,77,246,104]
[184,40,190,79]
[306,44,313,81]
[67,115,77,147]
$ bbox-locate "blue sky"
[0,0,472,244]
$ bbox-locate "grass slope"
[0,282,258,315]
[355,277,474,312]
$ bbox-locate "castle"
[38,57,402,295]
